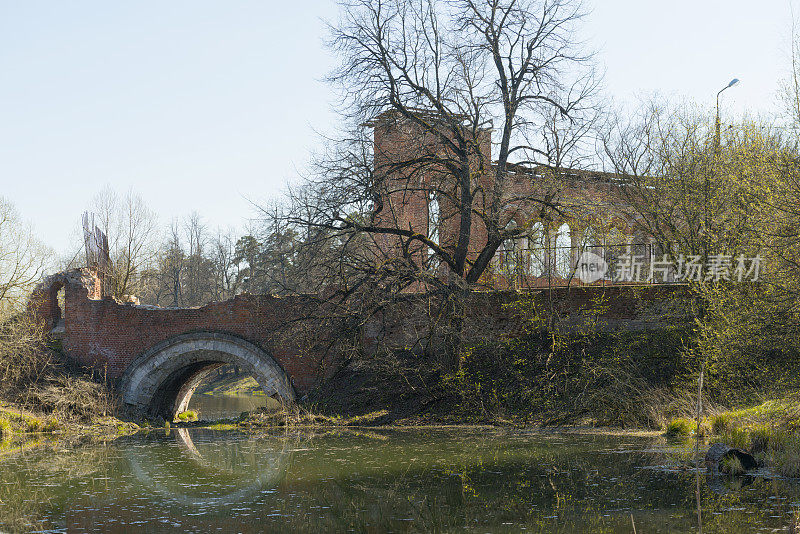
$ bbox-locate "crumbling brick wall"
[29,269,689,396]
[29,270,329,394]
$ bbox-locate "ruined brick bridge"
[28,269,689,419]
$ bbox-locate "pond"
[0,428,798,532]
[188,393,269,420]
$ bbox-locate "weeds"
[1,311,116,425]
[771,435,800,477]
[25,417,42,432]
[704,397,800,477]
[711,413,730,434]
[665,418,696,437]
[720,454,747,475]
[42,417,59,432]
[0,314,51,388]
[176,410,198,422]
[0,417,11,442]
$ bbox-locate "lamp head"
[727,78,740,88]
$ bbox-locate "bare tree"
[137,215,241,307]
[268,0,599,369]
[181,212,215,305]
[210,228,241,301]
[83,187,158,299]
[0,197,50,314]
[145,220,186,307]
[599,100,774,265]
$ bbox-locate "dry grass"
[0,314,51,387]
[0,313,116,425]
[23,375,115,422]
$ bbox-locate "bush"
[711,413,730,434]
[0,315,50,392]
[176,410,198,422]
[20,375,115,422]
[0,311,115,424]
[665,418,695,437]
[444,323,693,427]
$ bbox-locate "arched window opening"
[527,222,546,277]
[604,228,624,280]
[581,226,605,260]
[49,284,66,332]
[554,223,571,278]
[580,226,596,250]
[503,220,519,279]
[56,286,65,328]
[427,192,440,245]
[427,192,440,271]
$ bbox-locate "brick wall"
[30,271,328,394]
[366,285,692,354]
[30,269,690,396]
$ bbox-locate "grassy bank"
[196,373,264,397]
[0,315,136,454]
[664,395,800,477]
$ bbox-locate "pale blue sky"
[0,1,793,254]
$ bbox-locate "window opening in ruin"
[554,223,572,278]
[427,192,440,270]
[54,285,65,332]
[528,222,546,277]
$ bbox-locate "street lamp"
[715,78,739,152]
[704,77,740,268]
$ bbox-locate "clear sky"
[0,0,794,254]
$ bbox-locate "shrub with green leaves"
[665,418,695,437]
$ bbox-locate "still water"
[1,426,799,532]
[188,394,268,420]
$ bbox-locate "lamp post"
[715,78,739,153]
[705,78,739,268]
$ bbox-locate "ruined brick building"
[367,110,652,287]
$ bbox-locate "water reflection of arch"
[125,428,293,512]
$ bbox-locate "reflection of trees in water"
[0,475,53,532]
[3,430,800,531]
[0,440,116,533]
[248,431,800,533]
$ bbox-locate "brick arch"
[119,332,296,419]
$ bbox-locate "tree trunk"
[440,288,467,372]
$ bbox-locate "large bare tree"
[269,0,599,369]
